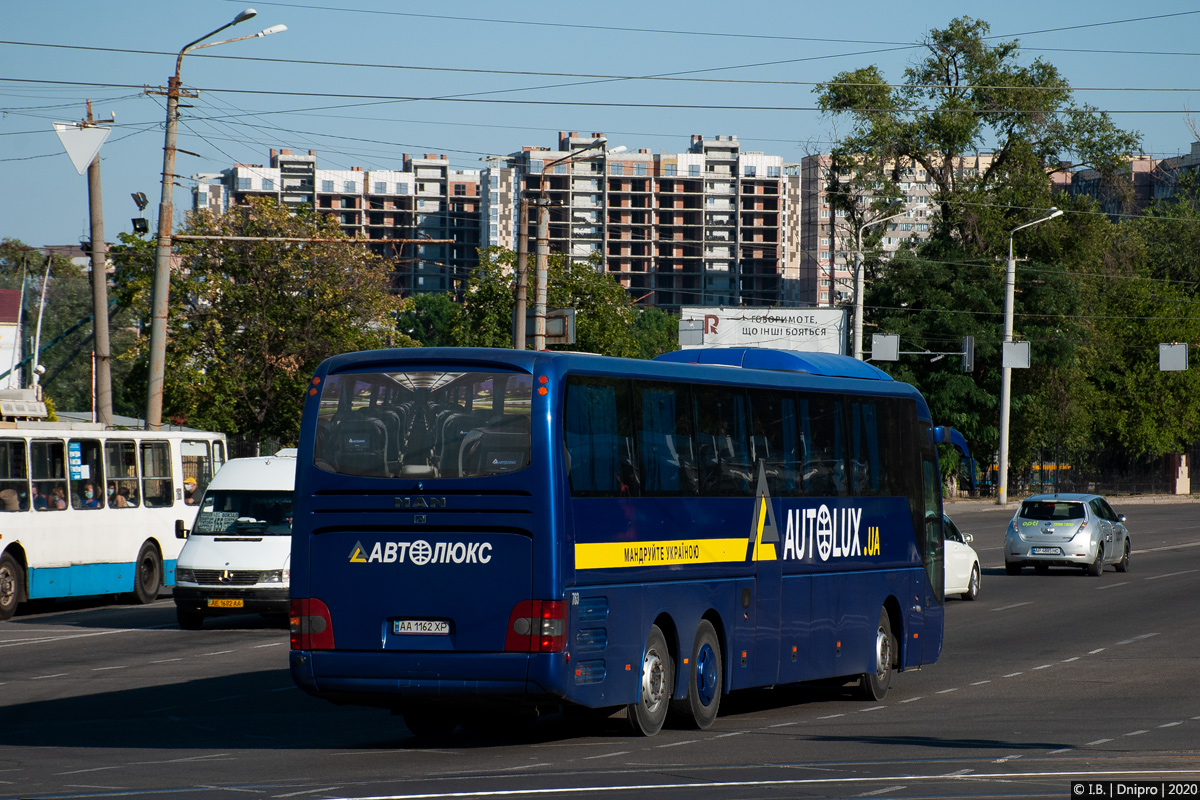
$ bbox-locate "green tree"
[0,238,142,416]
[630,306,680,360]
[111,198,414,443]
[816,16,1140,250]
[396,292,463,347]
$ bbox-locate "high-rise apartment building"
[194,149,481,294]
[799,153,993,306]
[488,133,802,308]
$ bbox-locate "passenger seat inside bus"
[330,415,393,478]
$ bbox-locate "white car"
[944,514,980,600]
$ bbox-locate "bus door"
[917,427,944,664]
[751,464,782,687]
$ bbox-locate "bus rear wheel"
[673,620,723,730]
[0,553,23,621]
[131,543,162,605]
[628,624,672,736]
[860,609,894,701]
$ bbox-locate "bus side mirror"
[175,519,188,539]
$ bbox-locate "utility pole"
[513,196,530,349]
[533,197,550,351]
[84,101,113,426]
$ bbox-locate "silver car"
[1004,493,1130,576]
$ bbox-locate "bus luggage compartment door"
[310,532,532,653]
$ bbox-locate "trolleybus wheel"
[131,542,162,605]
[859,608,894,701]
[628,624,672,736]
[0,553,23,621]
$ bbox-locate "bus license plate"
[207,598,244,608]
[1031,547,1061,555]
[393,619,449,635]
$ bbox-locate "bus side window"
[68,439,104,510]
[0,438,29,511]
[104,440,139,508]
[565,378,636,496]
[635,383,697,497]
[140,440,174,508]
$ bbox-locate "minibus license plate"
[394,619,449,635]
[207,598,244,608]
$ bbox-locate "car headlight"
[176,567,195,583]
[260,569,289,584]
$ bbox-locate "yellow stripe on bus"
[575,538,751,570]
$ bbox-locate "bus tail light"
[290,598,335,650]
[505,600,566,653]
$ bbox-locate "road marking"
[1033,664,1053,670]
[994,755,1021,763]
[767,722,796,728]
[711,731,744,739]
[857,787,907,797]
[1159,722,1183,728]
[1125,730,1148,737]
[273,788,342,798]
[936,688,957,694]
[817,714,844,719]
[1087,739,1113,746]
[151,658,182,664]
[858,706,886,712]
[31,673,67,680]
[970,680,990,686]
[1097,582,1128,590]
[1061,657,1080,663]
[1003,672,1023,678]
[1048,748,1073,754]
[305,768,1200,800]
[1146,569,1198,581]
[942,770,974,777]
[992,602,1032,612]
[899,697,922,703]
[255,642,286,648]
[1089,648,1105,655]
[1136,541,1200,554]
[656,740,697,748]
[203,650,235,656]
[91,666,128,671]
[582,751,629,760]
[1116,633,1159,645]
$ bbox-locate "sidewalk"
[945,493,1197,512]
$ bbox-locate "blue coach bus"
[289,347,967,737]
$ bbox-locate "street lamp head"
[607,145,628,154]
[1043,207,1064,221]
[233,8,258,24]
[257,24,287,36]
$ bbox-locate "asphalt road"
[2,498,1198,800]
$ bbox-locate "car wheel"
[1087,544,1104,577]
[628,624,672,736]
[0,553,23,621]
[964,563,980,601]
[859,609,894,701]
[1005,562,1021,576]
[131,543,162,605]
[672,620,723,730]
[176,607,204,630]
[1115,538,1131,573]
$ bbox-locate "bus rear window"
[313,370,532,479]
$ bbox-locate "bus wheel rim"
[696,643,717,707]
[641,647,666,711]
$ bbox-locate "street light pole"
[996,206,1062,505]
[145,9,284,430]
[852,208,904,360]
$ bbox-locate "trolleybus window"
[104,440,139,508]
[0,438,28,511]
[68,438,104,510]
[140,441,173,508]
[31,439,67,511]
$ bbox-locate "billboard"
[679,307,847,354]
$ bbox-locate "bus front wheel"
[860,609,894,701]
[0,553,23,620]
[628,624,672,736]
[675,620,722,730]
[131,543,162,605]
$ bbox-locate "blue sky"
[4,1,1200,248]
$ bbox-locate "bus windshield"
[195,490,294,536]
[313,370,533,479]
